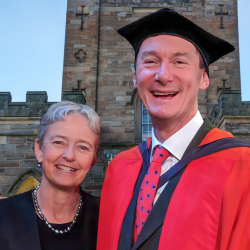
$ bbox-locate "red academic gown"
[97,128,250,250]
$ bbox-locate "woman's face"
[35,113,97,190]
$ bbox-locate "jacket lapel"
[183,117,214,155]
[15,191,41,250]
[118,141,151,250]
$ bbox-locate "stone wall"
[210,90,250,142]
[0,92,48,196]
[204,0,240,115]
[62,0,240,145]
[62,0,100,108]
[61,0,245,196]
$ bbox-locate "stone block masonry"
[210,90,250,142]
[60,0,245,196]
[0,91,42,196]
[63,0,241,147]
[63,0,100,109]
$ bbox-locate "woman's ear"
[34,138,43,163]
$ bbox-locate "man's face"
[133,35,209,126]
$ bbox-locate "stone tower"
[63,0,242,142]
[60,0,249,196]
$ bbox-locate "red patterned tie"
[134,145,170,242]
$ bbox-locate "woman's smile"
[55,164,77,173]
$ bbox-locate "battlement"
[0,91,86,117]
[210,90,250,128]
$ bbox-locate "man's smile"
[152,91,178,98]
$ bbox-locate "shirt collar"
[151,110,204,160]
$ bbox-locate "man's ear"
[34,138,43,163]
[133,74,137,88]
[199,70,209,90]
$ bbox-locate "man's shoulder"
[103,145,144,186]
[111,145,143,164]
[200,128,234,145]
[202,128,250,161]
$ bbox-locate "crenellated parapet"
[210,90,250,142]
[210,90,242,126]
[0,91,86,117]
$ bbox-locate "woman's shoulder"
[0,190,33,213]
[0,190,40,250]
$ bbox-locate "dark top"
[0,189,99,250]
[37,190,99,250]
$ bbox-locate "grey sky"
[0,1,249,102]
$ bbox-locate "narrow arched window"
[135,93,152,142]
[141,102,152,140]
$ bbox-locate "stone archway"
[7,169,42,197]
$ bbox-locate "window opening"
[141,102,152,140]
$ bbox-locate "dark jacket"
[0,189,99,250]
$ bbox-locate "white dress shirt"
[151,110,204,204]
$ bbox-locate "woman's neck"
[36,179,81,224]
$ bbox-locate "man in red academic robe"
[97,9,250,250]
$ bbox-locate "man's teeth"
[152,92,177,97]
[56,165,76,172]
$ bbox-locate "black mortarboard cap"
[118,8,235,75]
